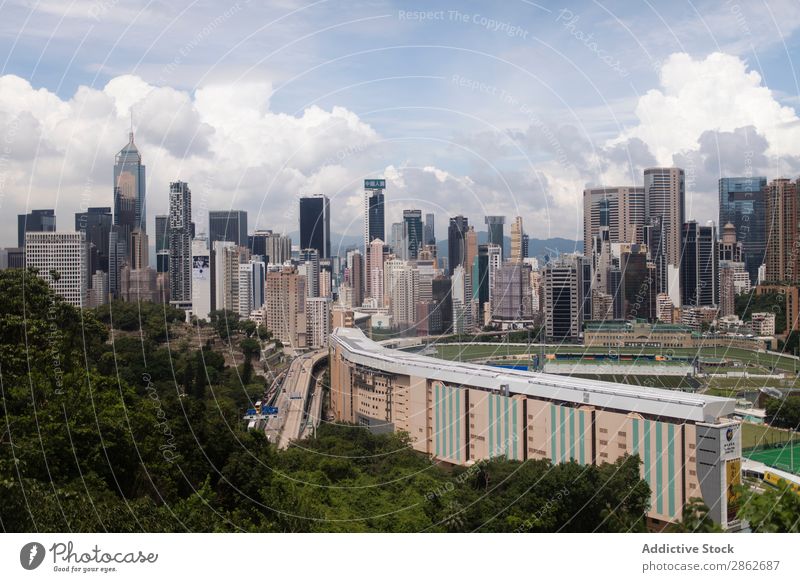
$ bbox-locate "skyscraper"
[299,194,330,259]
[168,182,192,305]
[301,248,320,298]
[510,216,524,262]
[192,236,211,320]
[18,209,56,247]
[680,221,718,308]
[543,255,584,341]
[367,238,385,303]
[113,130,146,260]
[208,210,248,247]
[718,176,767,283]
[424,213,435,246]
[402,209,423,260]
[582,187,645,256]
[265,267,307,348]
[75,207,111,275]
[25,231,88,307]
[389,222,406,260]
[364,179,385,298]
[491,261,533,323]
[643,168,684,267]
[485,215,505,256]
[347,248,364,308]
[155,215,169,252]
[447,215,469,274]
[764,178,799,283]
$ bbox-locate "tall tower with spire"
[113,125,147,264]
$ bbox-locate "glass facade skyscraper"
[18,209,56,247]
[402,209,423,260]
[299,195,330,259]
[718,176,767,284]
[113,131,146,260]
[208,210,248,247]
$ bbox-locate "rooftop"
[331,327,736,423]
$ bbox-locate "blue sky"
[2,0,800,246]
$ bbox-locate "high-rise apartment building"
[367,238,385,303]
[582,187,644,256]
[213,241,240,313]
[643,168,684,268]
[301,248,320,298]
[18,209,56,247]
[299,194,330,259]
[238,260,265,318]
[25,231,88,307]
[451,264,472,334]
[764,178,799,283]
[509,216,524,262]
[491,261,533,323]
[168,181,192,304]
[265,267,307,349]
[208,210,248,247]
[385,259,418,329]
[307,296,332,348]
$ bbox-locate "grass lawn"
[741,422,797,450]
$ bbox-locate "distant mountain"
[290,230,583,263]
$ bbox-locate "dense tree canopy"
[14,267,793,533]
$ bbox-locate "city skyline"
[5,3,800,247]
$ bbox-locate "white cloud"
[613,52,800,165]
[0,74,379,243]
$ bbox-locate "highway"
[271,349,327,449]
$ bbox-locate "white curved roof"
[331,327,736,423]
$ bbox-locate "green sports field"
[744,441,800,474]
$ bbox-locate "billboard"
[364,179,386,190]
[193,255,210,281]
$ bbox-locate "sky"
[2,0,800,249]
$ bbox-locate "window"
[618,431,626,437]
[599,439,608,446]
[599,428,608,434]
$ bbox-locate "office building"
[264,267,307,349]
[25,231,88,307]
[0,247,24,269]
[718,177,767,284]
[168,181,192,304]
[432,275,453,333]
[543,256,583,341]
[208,210,248,247]
[521,233,529,260]
[75,207,111,276]
[120,265,158,303]
[764,178,799,283]
[582,187,644,257]
[364,179,386,298]
[424,213,435,246]
[403,209,423,260]
[510,216,524,262]
[155,215,169,253]
[389,222,406,260]
[680,221,718,308]
[299,194,330,259]
[331,327,743,531]
[447,215,469,274]
[620,244,656,321]
[113,131,146,263]
[18,209,56,247]
[130,228,148,270]
[485,216,505,256]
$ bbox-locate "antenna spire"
[129,108,134,143]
